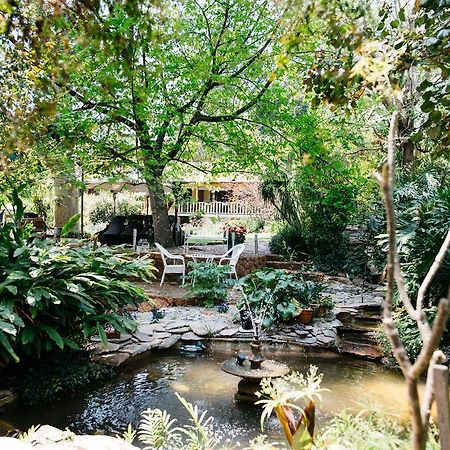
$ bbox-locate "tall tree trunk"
[146,174,173,248]
[54,176,79,232]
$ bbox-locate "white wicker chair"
[217,243,245,279]
[155,243,186,286]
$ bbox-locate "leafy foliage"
[256,366,325,450]
[138,393,232,450]
[377,167,450,303]
[184,262,234,308]
[239,269,328,325]
[262,123,360,268]
[374,307,447,362]
[14,352,115,406]
[269,224,308,260]
[0,189,155,363]
[89,198,142,225]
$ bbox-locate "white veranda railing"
[178,201,264,216]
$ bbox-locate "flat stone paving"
[91,277,385,367]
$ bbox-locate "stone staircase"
[335,302,383,360]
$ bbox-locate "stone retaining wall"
[148,252,266,281]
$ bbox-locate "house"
[86,175,272,219]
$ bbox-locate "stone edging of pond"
[88,306,345,367]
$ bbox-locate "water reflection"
[2,343,411,443]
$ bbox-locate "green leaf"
[0,330,19,362]
[39,325,64,350]
[61,214,81,237]
[421,101,434,113]
[96,322,109,349]
[5,285,18,295]
[0,320,16,336]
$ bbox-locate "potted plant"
[314,295,334,317]
[295,307,314,324]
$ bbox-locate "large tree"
[52,0,291,246]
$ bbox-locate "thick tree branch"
[67,87,136,130]
[192,78,273,123]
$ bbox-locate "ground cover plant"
[0,189,155,364]
[184,262,234,307]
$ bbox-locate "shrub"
[0,189,155,364]
[269,224,308,259]
[89,198,142,225]
[184,262,234,307]
[262,148,360,269]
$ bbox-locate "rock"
[168,326,190,334]
[206,321,229,334]
[294,330,309,338]
[298,337,316,345]
[316,335,335,345]
[190,322,210,336]
[119,343,151,356]
[219,328,239,337]
[165,320,189,331]
[181,331,203,341]
[153,332,171,340]
[158,334,181,349]
[89,342,121,354]
[149,338,162,348]
[93,352,130,366]
[109,334,132,344]
[137,324,162,335]
[132,332,154,343]
[322,328,337,338]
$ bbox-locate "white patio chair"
[155,243,186,286]
[217,243,245,279]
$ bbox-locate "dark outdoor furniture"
[99,216,126,245]
[99,214,187,246]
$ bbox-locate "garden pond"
[3,342,414,445]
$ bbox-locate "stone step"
[337,341,383,360]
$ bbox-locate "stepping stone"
[149,338,162,348]
[219,328,239,337]
[205,322,229,334]
[119,343,150,356]
[153,332,171,340]
[132,331,155,343]
[322,329,337,338]
[94,352,130,367]
[295,330,308,338]
[181,331,203,341]
[316,335,334,345]
[298,337,316,345]
[137,324,163,335]
[190,322,210,336]
[109,334,132,344]
[166,321,189,331]
[158,334,181,349]
[168,326,190,334]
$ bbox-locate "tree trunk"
[54,177,79,232]
[146,175,173,248]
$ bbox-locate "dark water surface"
[2,342,408,445]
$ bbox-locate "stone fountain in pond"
[221,295,290,401]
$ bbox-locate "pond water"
[3,342,410,445]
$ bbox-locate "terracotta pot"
[296,308,313,325]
